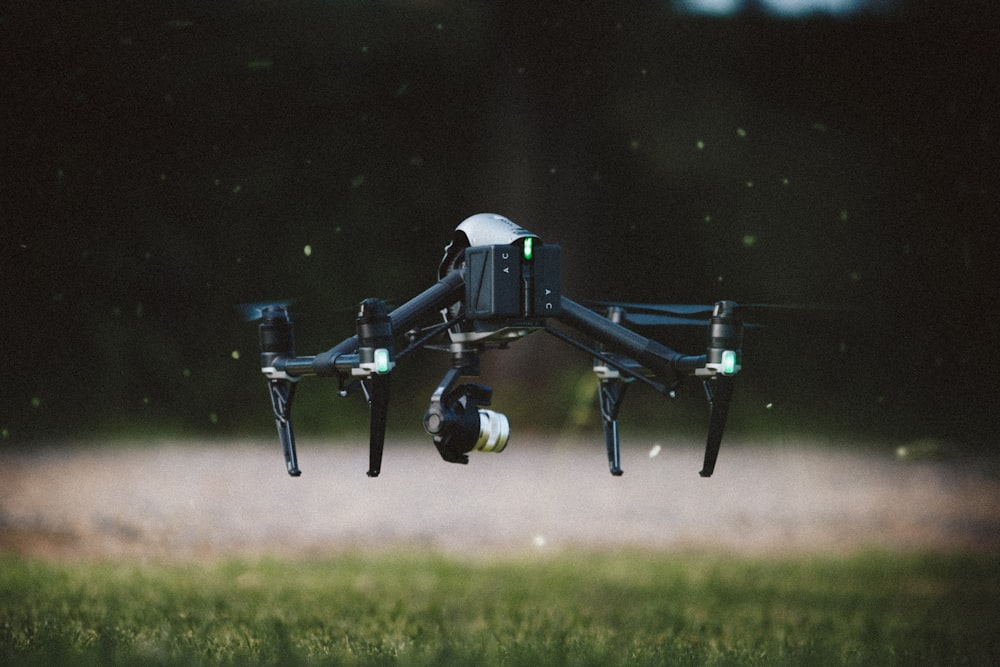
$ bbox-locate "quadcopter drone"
[255,213,746,479]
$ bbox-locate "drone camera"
[424,381,510,463]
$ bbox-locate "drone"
[255,213,747,479]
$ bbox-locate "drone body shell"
[438,213,539,278]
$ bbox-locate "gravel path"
[2,438,999,561]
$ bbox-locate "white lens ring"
[474,409,509,453]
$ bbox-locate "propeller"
[592,302,720,316]
[618,312,730,327]
[592,300,851,318]
[240,298,393,323]
[239,299,295,322]
[589,300,854,330]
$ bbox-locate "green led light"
[721,349,738,375]
[523,237,534,261]
[374,348,391,374]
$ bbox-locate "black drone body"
[256,214,743,479]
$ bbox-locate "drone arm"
[259,271,465,477]
[309,270,466,376]
[262,270,467,381]
[557,297,704,379]
[386,267,466,333]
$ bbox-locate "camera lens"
[473,409,510,453]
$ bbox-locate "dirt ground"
[2,437,999,561]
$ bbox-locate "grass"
[1,550,998,666]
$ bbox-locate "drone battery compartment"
[464,243,561,321]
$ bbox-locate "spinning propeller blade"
[238,299,295,322]
[590,301,854,332]
[621,312,723,327]
[595,300,851,318]
[591,301,716,316]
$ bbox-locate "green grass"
[2,550,998,666]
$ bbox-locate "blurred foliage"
[2,1,998,445]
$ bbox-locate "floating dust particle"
[303,245,312,257]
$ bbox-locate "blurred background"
[3,0,997,446]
